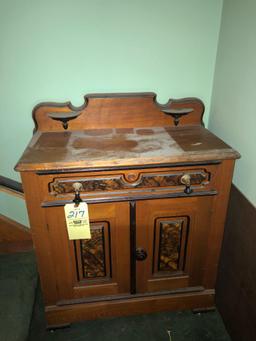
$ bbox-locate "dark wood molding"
[216,184,256,341]
[46,289,215,325]
[129,201,136,294]
[41,189,218,207]
[48,170,209,195]
[36,160,222,175]
[0,214,33,253]
[57,285,205,306]
[0,175,24,194]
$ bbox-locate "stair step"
[0,251,38,341]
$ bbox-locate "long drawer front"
[41,164,220,204]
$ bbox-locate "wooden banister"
[0,175,24,199]
[0,176,32,253]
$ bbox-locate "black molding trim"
[73,241,80,282]
[41,190,218,208]
[57,286,205,306]
[0,175,23,193]
[130,201,136,295]
[36,160,221,175]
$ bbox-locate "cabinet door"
[45,202,130,302]
[136,196,213,293]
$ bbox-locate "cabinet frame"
[20,159,235,325]
[16,93,239,326]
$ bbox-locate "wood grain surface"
[16,126,239,172]
[16,92,240,325]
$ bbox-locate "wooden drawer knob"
[136,248,147,261]
[72,182,83,193]
[72,182,83,205]
[180,174,193,194]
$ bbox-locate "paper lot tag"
[64,202,91,240]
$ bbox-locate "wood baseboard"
[45,289,215,326]
[0,214,33,253]
[216,184,256,341]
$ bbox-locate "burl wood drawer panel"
[42,164,220,203]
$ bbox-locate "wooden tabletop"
[15,125,240,172]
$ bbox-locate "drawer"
[46,164,219,201]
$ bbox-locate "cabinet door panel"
[74,221,111,281]
[153,217,188,275]
[136,197,213,293]
[45,202,130,302]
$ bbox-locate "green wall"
[0,0,223,224]
[0,192,29,226]
[209,0,256,206]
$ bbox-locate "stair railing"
[0,175,24,199]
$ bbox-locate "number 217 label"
[66,209,86,219]
[64,202,91,240]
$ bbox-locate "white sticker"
[64,202,91,240]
